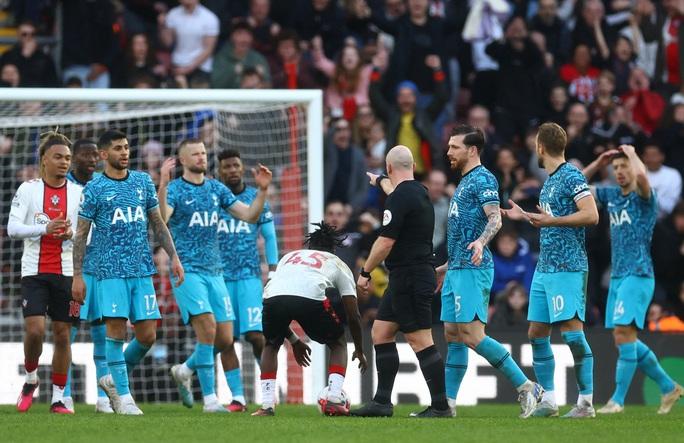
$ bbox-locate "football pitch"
[2,403,682,443]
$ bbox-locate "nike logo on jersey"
[106,195,117,201]
[185,199,195,205]
[146,311,157,316]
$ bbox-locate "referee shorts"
[376,263,436,333]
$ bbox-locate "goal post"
[0,88,327,406]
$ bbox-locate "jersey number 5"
[285,251,328,269]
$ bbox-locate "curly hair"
[304,221,347,253]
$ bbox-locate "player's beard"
[188,165,206,174]
[110,159,128,170]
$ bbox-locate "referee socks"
[416,345,449,411]
[373,343,399,405]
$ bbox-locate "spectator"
[323,199,363,270]
[246,0,281,57]
[239,67,267,89]
[270,29,323,89]
[655,102,684,173]
[491,227,535,294]
[61,0,117,88]
[655,0,684,93]
[571,0,612,63]
[648,290,684,332]
[643,143,683,219]
[560,44,601,104]
[652,202,684,299]
[529,0,571,64]
[293,0,346,59]
[352,104,377,148]
[0,64,21,87]
[610,36,636,96]
[365,119,386,173]
[565,102,596,166]
[621,0,660,80]
[621,67,665,135]
[489,282,529,329]
[160,0,219,89]
[324,119,369,209]
[467,105,504,170]
[369,57,448,175]
[590,104,638,150]
[493,147,524,205]
[544,83,570,126]
[424,169,449,263]
[0,20,57,87]
[211,20,271,89]
[590,70,619,123]
[312,37,372,120]
[114,33,167,88]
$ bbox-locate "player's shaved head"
[386,145,414,171]
[177,138,207,174]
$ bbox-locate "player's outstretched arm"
[366,171,395,195]
[148,208,185,286]
[71,217,91,305]
[621,144,651,198]
[342,295,367,373]
[228,163,273,223]
[158,157,176,223]
[468,203,502,266]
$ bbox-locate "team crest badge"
[137,188,144,200]
[212,194,218,206]
[51,195,60,206]
[382,210,392,226]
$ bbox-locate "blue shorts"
[79,273,102,322]
[605,276,654,330]
[440,268,493,324]
[225,277,264,335]
[528,271,587,324]
[99,276,160,323]
[172,273,235,324]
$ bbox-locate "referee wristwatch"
[375,174,389,188]
[359,268,372,280]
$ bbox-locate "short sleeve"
[9,183,29,223]
[218,182,237,208]
[477,174,500,207]
[594,186,609,206]
[166,181,178,209]
[166,8,180,29]
[145,174,160,211]
[79,183,97,222]
[204,10,219,36]
[379,190,407,239]
[566,168,591,202]
[335,260,357,297]
[258,200,274,225]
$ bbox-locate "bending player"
[436,126,543,418]
[9,130,81,414]
[72,130,184,415]
[503,122,599,418]
[583,145,683,414]
[158,139,272,412]
[252,222,367,417]
[216,149,279,412]
[63,139,113,413]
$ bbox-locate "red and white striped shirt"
[8,178,82,277]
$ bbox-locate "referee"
[351,145,451,418]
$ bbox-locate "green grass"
[1,403,682,443]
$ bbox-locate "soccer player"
[503,122,599,418]
[436,126,543,418]
[9,130,82,414]
[252,222,367,417]
[215,149,278,411]
[63,139,113,413]
[583,145,683,414]
[158,140,273,412]
[352,146,450,418]
[72,130,184,415]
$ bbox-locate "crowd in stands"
[0,0,683,331]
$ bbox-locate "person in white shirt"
[159,0,219,88]
[252,222,368,417]
[642,143,682,219]
[8,130,82,414]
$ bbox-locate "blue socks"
[124,338,151,377]
[195,343,216,396]
[91,324,109,398]
[225,368,245,401]
[106,337,130,396]
[611,342,637,406]
[531,337,555,393]
[561,331,593,395]
[475,336,528,388]
[64,326,78,398]
[445,342,468,401]
[636,340,675,394]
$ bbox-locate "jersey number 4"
[285,251,328,269]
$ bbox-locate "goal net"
[0,88,326,406]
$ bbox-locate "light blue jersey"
[79,171,159,280]
[537,162,591,273]
[447,165,499,270]
[595,187,657,278]
[166,178,237,275]
[218,185,274,280]
[67,171,101,276]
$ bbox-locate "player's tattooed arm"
[72,218,91,277]
[148,208,177,259]
[478,204,502,246]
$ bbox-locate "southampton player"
[216,149,279,412]
[436,126,543,418]
[252,222,367,417]
[9,130,81,414]
[504,122,599,418]
[583,145,683,414]
[72,130,184,415]
[158,140,273,412]
[63,139,113,413]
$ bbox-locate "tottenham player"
[63,139,113,413]
[216,149,279,412]
[436,126,543,418]
[252,222,367,417]
[158,140,272,412]
[9,130,81,414]
[504,122,599,418]
[72,130,184,415]
[583,145,683,414]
